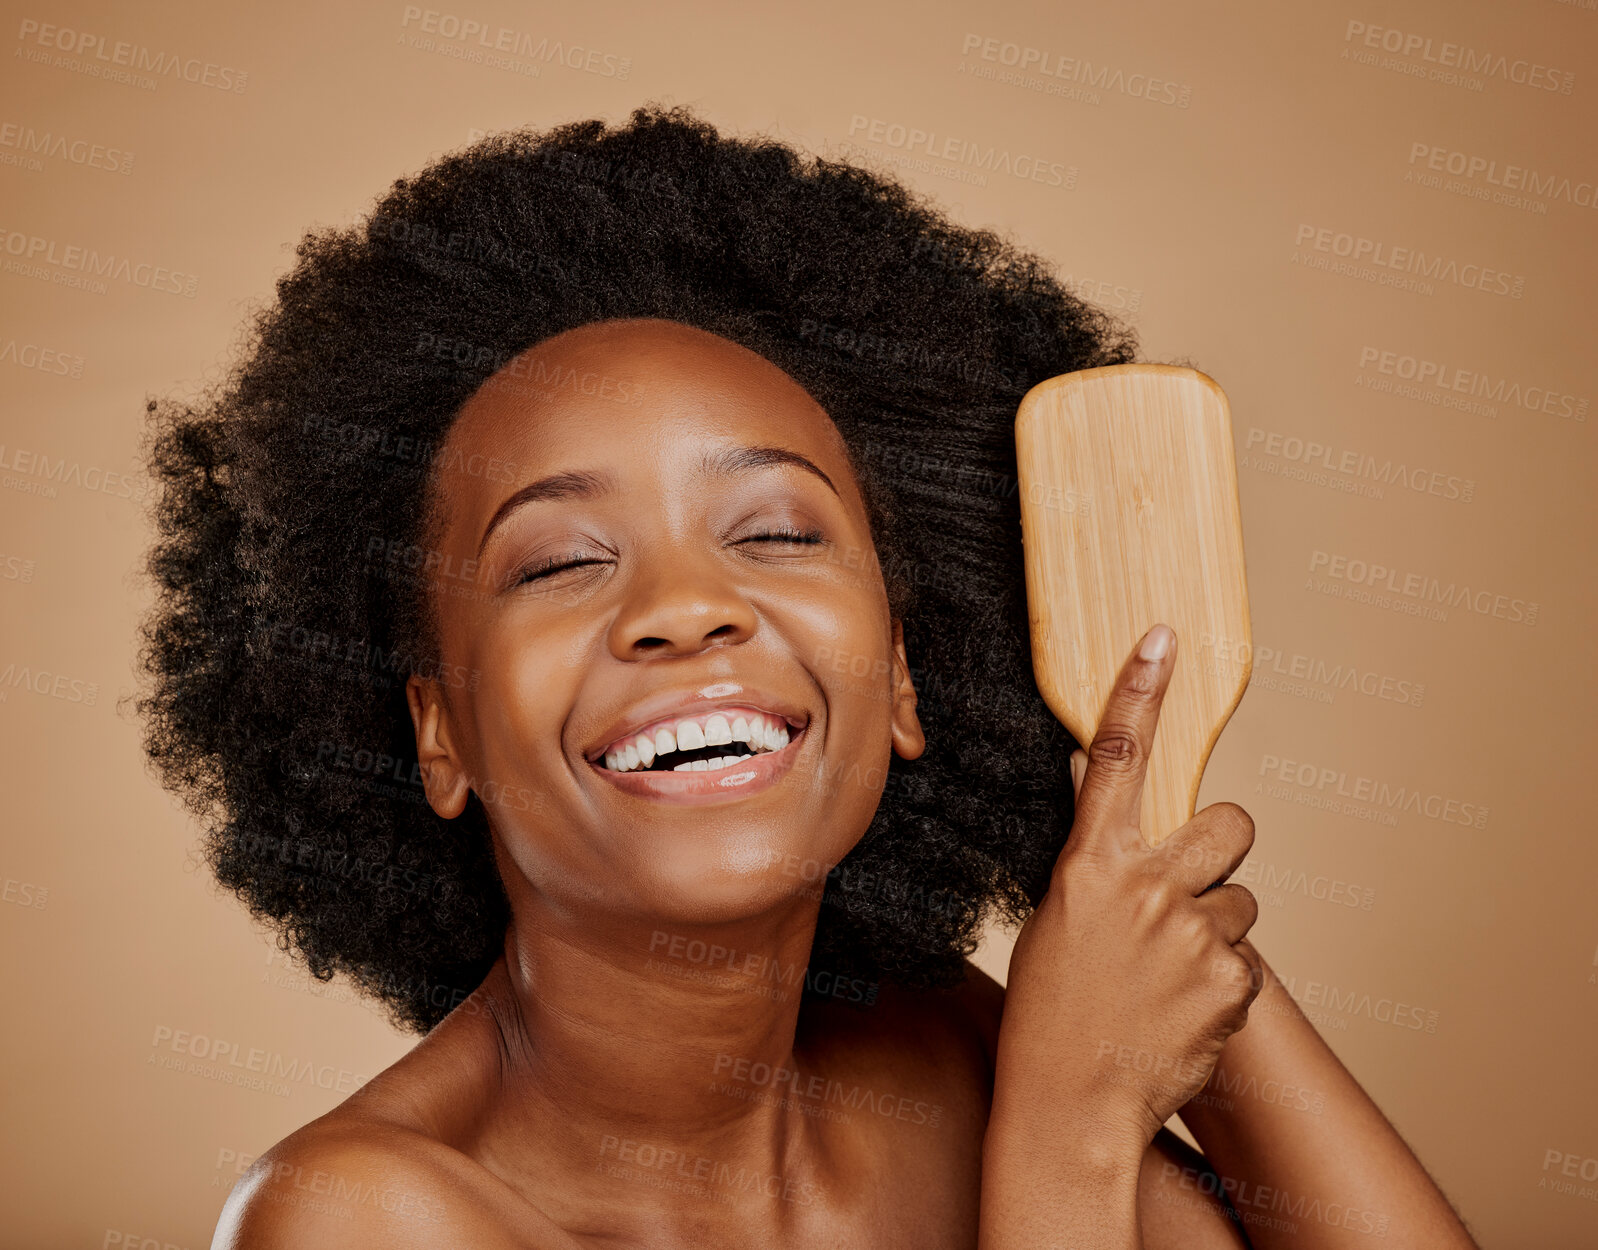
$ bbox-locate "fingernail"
[1140,623,1173,661]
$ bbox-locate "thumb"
[1070,748,1087,802]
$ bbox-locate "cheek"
[471,618,582,777]
[816,645,897,737]
[787,568,896,722]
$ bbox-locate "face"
[405,317,924,927]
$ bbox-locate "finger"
[1204,940,1265,1029]
[1195,883,1259,947]
[1069,623,1177,855]
[1159,802,1256,895]
[1231,938,1267,1010]
[1070,748,1087,801]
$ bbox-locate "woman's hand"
[989,623,1263,1159]
[983,624,1482,1250]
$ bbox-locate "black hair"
[136,101,1139,1035]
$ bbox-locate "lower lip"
[588,724,808,805]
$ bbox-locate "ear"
[405,673,471,819]
[887,617,925,761]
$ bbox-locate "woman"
[138,103,1480,1247]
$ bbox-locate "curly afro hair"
[136,101,1140,1036]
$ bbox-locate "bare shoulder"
[210,1116,579,1250]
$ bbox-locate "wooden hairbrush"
[1015,364,1253,847]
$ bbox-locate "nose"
[605,546,759,660]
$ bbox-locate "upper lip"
[583,686,811,763]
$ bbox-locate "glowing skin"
[407,316,924,930]
[213,319,1473,1250]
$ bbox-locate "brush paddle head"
[1015,363,1253,847]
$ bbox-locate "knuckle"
[1229,956,1260,1003]
[1207,951,1252,999]
[1122,658,1165,698]
[1238,954,1265,1005]
[1088,724,1145,772]
[1179,911,1210,949]
[1214,952,1252,991]
[1149,875,1179,911]
[1134,876,1179,926]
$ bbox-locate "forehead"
[429,317,861,531]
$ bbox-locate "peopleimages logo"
[1308,549,1539,626]
[0,338,85,379]
[1242,427,1475,503]
[397,7,632,78]
[1406,142,1597,212]
[0,226,199,296]
[1293,223,1525,298]
[0,443,145,501]
[14,18,250,92]
[1356,346,1587,422]
[147,1025,372,1096]
[1198,631,1427,708]
[1256,753,1488,831]
[0,122,135,174]
[845,116,1076,188]
[1342,20,1574,94]
[1059,273,1144,315]
[958,33,1193,107]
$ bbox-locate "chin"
[627,831,843,927]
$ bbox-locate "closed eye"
[513,552,606,584]
[744,526,824,545]
[512,528,825,585]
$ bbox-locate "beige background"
[2,0,1594,1245]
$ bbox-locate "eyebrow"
[474,443,839,560]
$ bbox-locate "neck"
[470,891,834,1192]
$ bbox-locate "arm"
[979,625,1266,1248]
[980,1091,1146,1249]
[1173,952,1480,1249]
[980,1118,1253,1249]
[960,961,1249,1248]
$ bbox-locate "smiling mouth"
[594,708,798,774]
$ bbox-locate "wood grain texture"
[1015,364,1253,847]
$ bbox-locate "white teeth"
[600,710,797,772]
[673,753,755,773]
